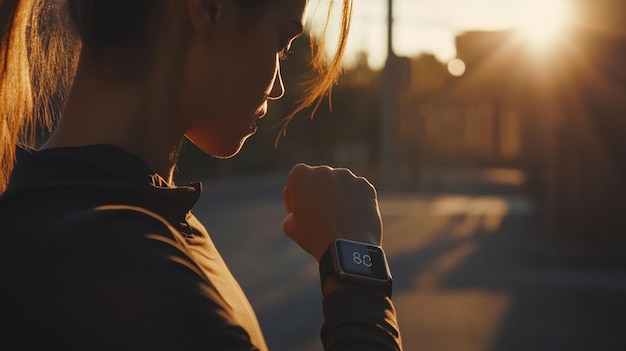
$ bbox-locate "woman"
[0,0,402,350]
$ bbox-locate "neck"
[43,54,187,184]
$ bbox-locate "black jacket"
[0,145,401,350]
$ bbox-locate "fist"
[282,164,383,261]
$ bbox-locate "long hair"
[277,0,353,144]
[0,0,353,191]
[0,0,34,191]
[0,0,77,191]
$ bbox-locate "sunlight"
[514,0,572,50]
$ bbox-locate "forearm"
[321,288,403,351]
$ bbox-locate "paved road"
[193,170,626,351]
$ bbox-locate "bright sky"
[309,0,574,69]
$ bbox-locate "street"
[193,169,626,351]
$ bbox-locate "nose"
[268,64,285,100]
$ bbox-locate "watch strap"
[319,244,335,288]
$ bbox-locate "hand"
[282,164,383,262]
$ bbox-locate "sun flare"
[514,0,572,50]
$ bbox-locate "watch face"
[335,240,389,281]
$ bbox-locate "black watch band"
[319,239,393,297]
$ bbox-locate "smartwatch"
[319,238,393,297]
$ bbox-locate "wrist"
[322,275,389,297]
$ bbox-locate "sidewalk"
[380,168,626,351]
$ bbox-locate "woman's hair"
[0,0,353,191]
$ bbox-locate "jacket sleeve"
[321,289,403,350]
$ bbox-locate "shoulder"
[19,205,257,349]
[58,204,178,237]
[46,204,207,303]
[50,204,194,274]
[49,204,212,302]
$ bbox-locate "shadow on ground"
[384,168,626,351]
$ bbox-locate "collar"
[5,144,202,227]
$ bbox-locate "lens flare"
[514,0,572,50]
[448,59,466,77]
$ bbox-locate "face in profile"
[183,0,307,159]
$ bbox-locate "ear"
[187,0,224,35]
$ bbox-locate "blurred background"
[175,0,626,350]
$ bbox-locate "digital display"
[335,240,389,281]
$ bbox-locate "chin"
[199,135,253,160]
[212,148,241,160]
[186,122,257,159]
